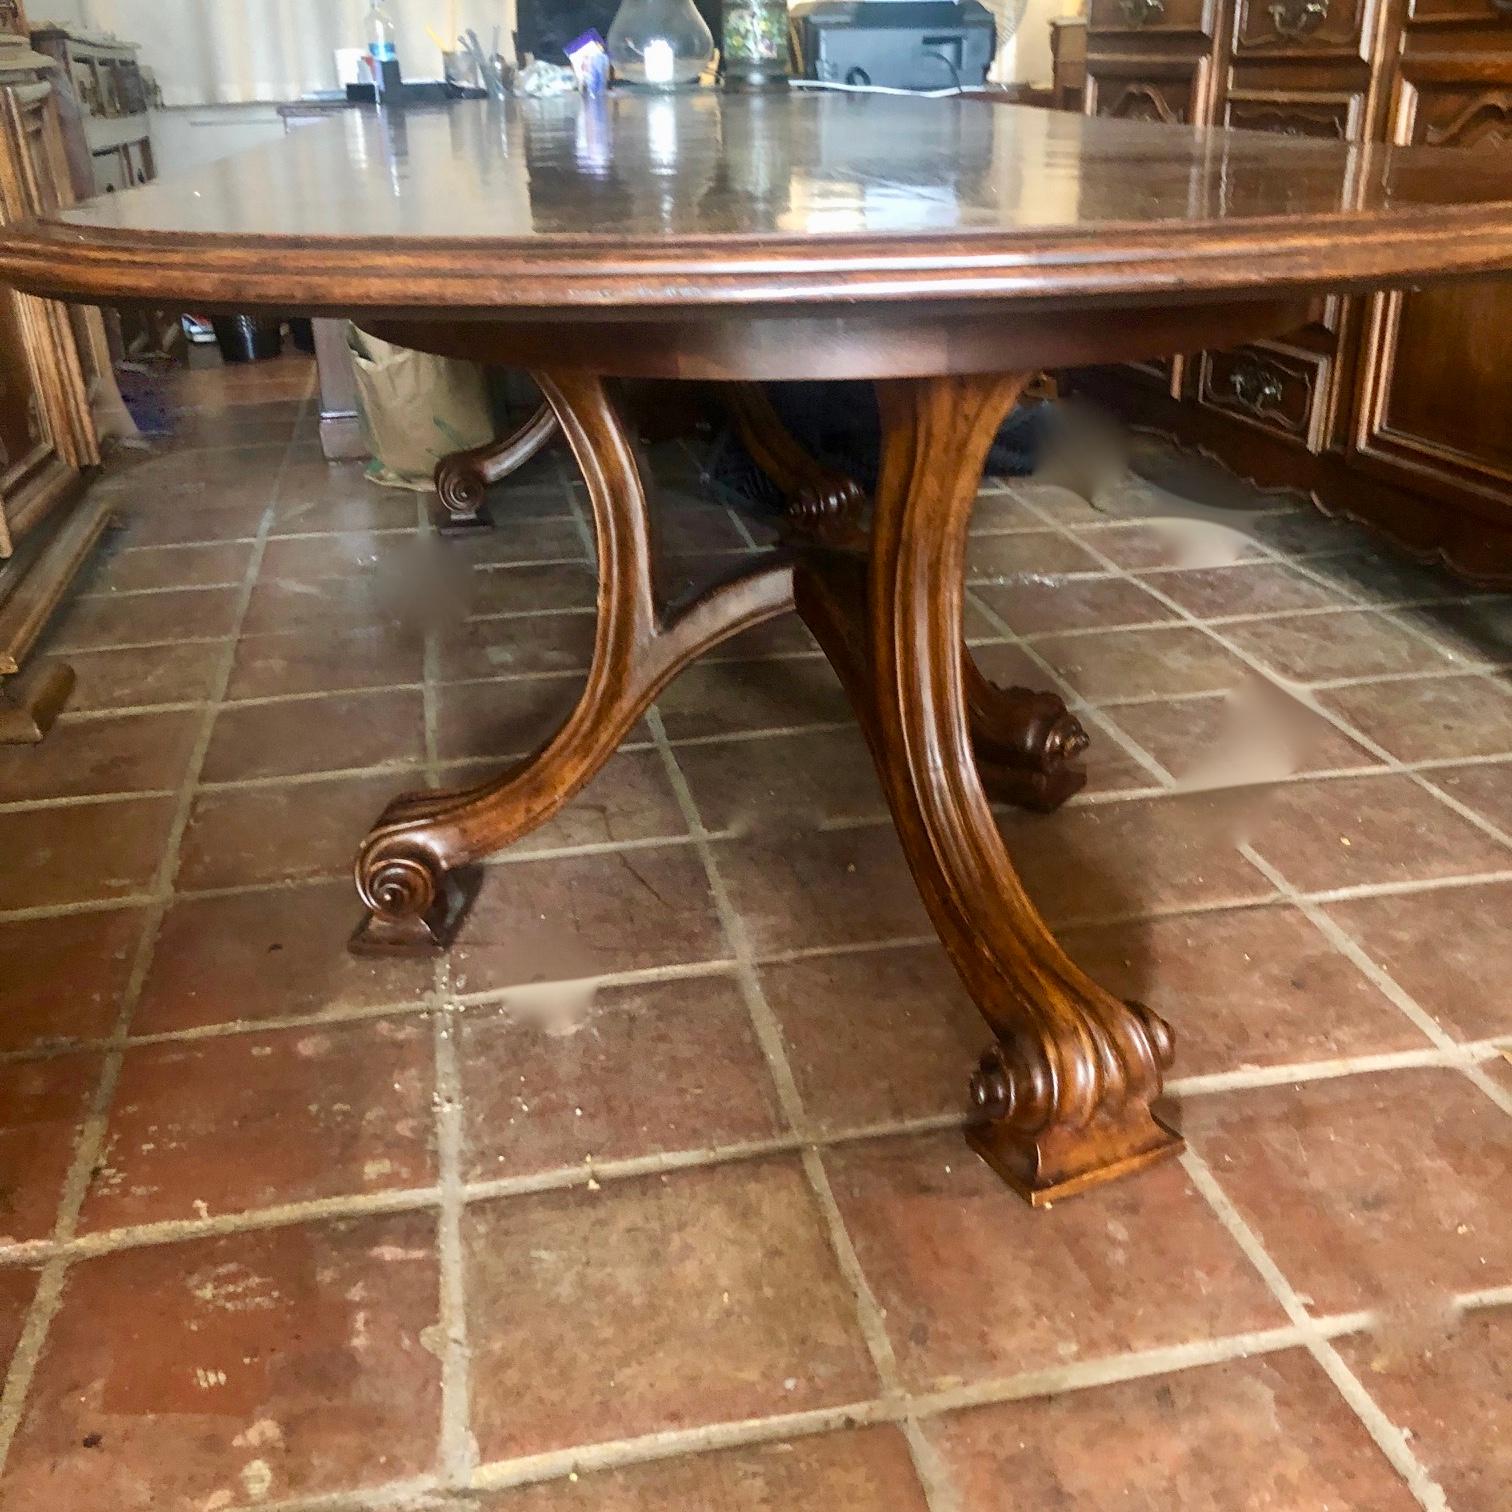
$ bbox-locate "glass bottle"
[723,0,790,91]
[606,0,715,90]
[367,0,403,101]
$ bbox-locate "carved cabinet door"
[1354,73,1512,504]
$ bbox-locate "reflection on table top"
[4,93,1512,314]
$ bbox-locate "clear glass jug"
[606,0,716,89]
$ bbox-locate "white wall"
[48,0,1073,104]
[47,0,518,106]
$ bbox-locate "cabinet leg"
[796,373,1180,1204]
[0,662,76,745]
[432,400,560,534]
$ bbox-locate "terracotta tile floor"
[0,353,1509,1509]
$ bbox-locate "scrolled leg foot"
[966,1000,1179,1205]
[432,401,560,535]
[433,449,495,535]
[351,834,479,956]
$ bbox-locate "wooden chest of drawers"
[1076,0,1512,582]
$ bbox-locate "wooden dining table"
[4,91,1511,1206]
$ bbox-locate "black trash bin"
[212,316,283,364]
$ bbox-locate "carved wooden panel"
[1088,0,1217,35]
[1233,0,1373,57]
[1359,79,1512,492]
[1224,92,1362,139]
[1198,343,1331,449]
[1086,66,1207,125]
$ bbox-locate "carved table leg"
[354,372,795,953]
[724,381,1089,813]
[432,400,559,534]
[795,373,1181,1204]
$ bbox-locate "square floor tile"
[1060,904,1427,1077]
[3,1212,441,1510]
[1,797,175,910]
[998,792,1276,926]
[469,563,598,616]
[0,710,200,804]
[46,640,225,713]
[201,688,425,784]
[1243,774,1511,893]
[1222,611,1453,683]
[927,1350,1418,1512]
[1399,598,1512,669]
[1428,759,1512,836]
[822,1131,1282,1389]
[435,614,596,681]
[452,845,727,994]
[1080,521,1267,571]
[0,1266,37,1376]
[0,1054,98,1246]
[80,1016,434,1230]
[226,619,424,702]
[463,1158,878,1459]
[108,499,267,550]
[1182,1069,1512,1313]
[760,945,982,1133]
[1138,562,1349,620]
[1333,1304,1512,1512]
[90,541,254,595]
[1319,675,1512,763]
[677,727,886,835]
[715,825,932,957]
[176,771,409,891]
[459,975,783,1180]
[1030,627,1250,704]
[965,531,1105,581]
[472,1427,930,1510]
[1323,881,1512,1042]
[973,577,1175,636]
[1105,692,1375,782]
[135,882,433,1034]
[49,587,244,652]
[0,909,144,1052]
[656,656,851,742]
[436,674,628,765]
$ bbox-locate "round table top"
[4,92,1512,318]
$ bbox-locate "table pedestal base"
[353,368,1182,1202]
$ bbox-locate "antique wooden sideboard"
[1076,0,1512,582]
[0,28,107,741]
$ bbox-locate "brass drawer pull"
[1227,360,1286,410]
[1119,0,1167,23]
[1268,0,1328,33]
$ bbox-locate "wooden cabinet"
[0,36,109,741]
[1076,0,1512,581]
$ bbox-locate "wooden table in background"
[4,92,1511,1204]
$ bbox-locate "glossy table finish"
[3,94,1512,316]
[5,92,1511,1207]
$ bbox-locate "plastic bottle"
[367,0,403,101]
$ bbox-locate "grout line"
[0,400,309,1474]
[419,483,479,1490]
[642,698,960,1512]
[1179,1148,1451,1512]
